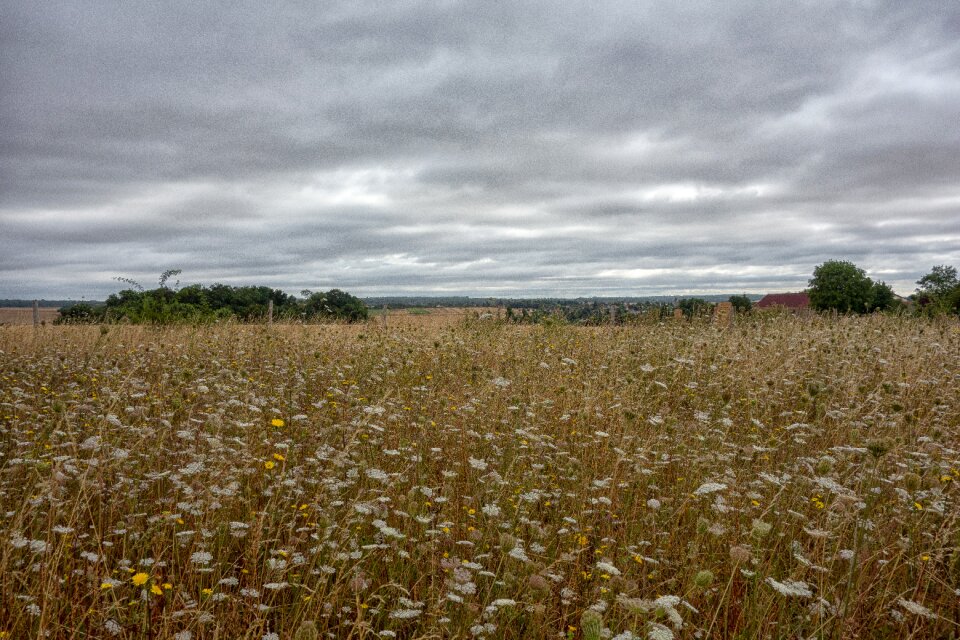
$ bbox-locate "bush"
[303,289,368,322]
[99,274,365,324]
[54,303,105,324]
[728,294,752,313]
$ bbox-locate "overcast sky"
[2,1,959,299]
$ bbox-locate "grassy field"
[0,307,60,325]
[0,315,957,639]
[369,308,487,329]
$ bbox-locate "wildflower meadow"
[1,314,957,639]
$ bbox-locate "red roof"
[756,292,810,309]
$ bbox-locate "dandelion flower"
[271,418,284,427]
[264,460,275,470]
[132,572,149,586]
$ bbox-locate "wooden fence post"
[33,300,40,327]
[267,300,273,325]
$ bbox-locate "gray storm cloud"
[1,0,959,298]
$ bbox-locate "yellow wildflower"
[271,418,284,427]
[132,572,149,587]
[264,460,275,470]
[273,453,285,461]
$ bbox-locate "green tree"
[808,260,874,313]
[945,285,960,316]
[915,265,958,314]
[304,289,368,322]
[103,273,305,323]
[728,294,752,313]
[869,281,898,312]
[916,265,958,299]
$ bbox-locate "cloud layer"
[2,0,959,298]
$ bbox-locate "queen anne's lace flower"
[897,598,935,619]
[693,482,727,496]
[765,577,813,598]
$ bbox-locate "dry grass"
[372,308,481,330]
[0,315,957,639]
[0,307,60,325]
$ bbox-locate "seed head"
[293,621,319,640]
[693,569,714,588]
[580,610,604,640]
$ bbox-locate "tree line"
[56,271,367,324]
[503,262,959,325]
[808,261,959,315]
[52,262,959,325]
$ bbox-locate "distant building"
[756,292,810,310]
[893,294,914,308]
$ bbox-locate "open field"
[0,316,958,639]
[0,307,60,325]
[369,308,490,330]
